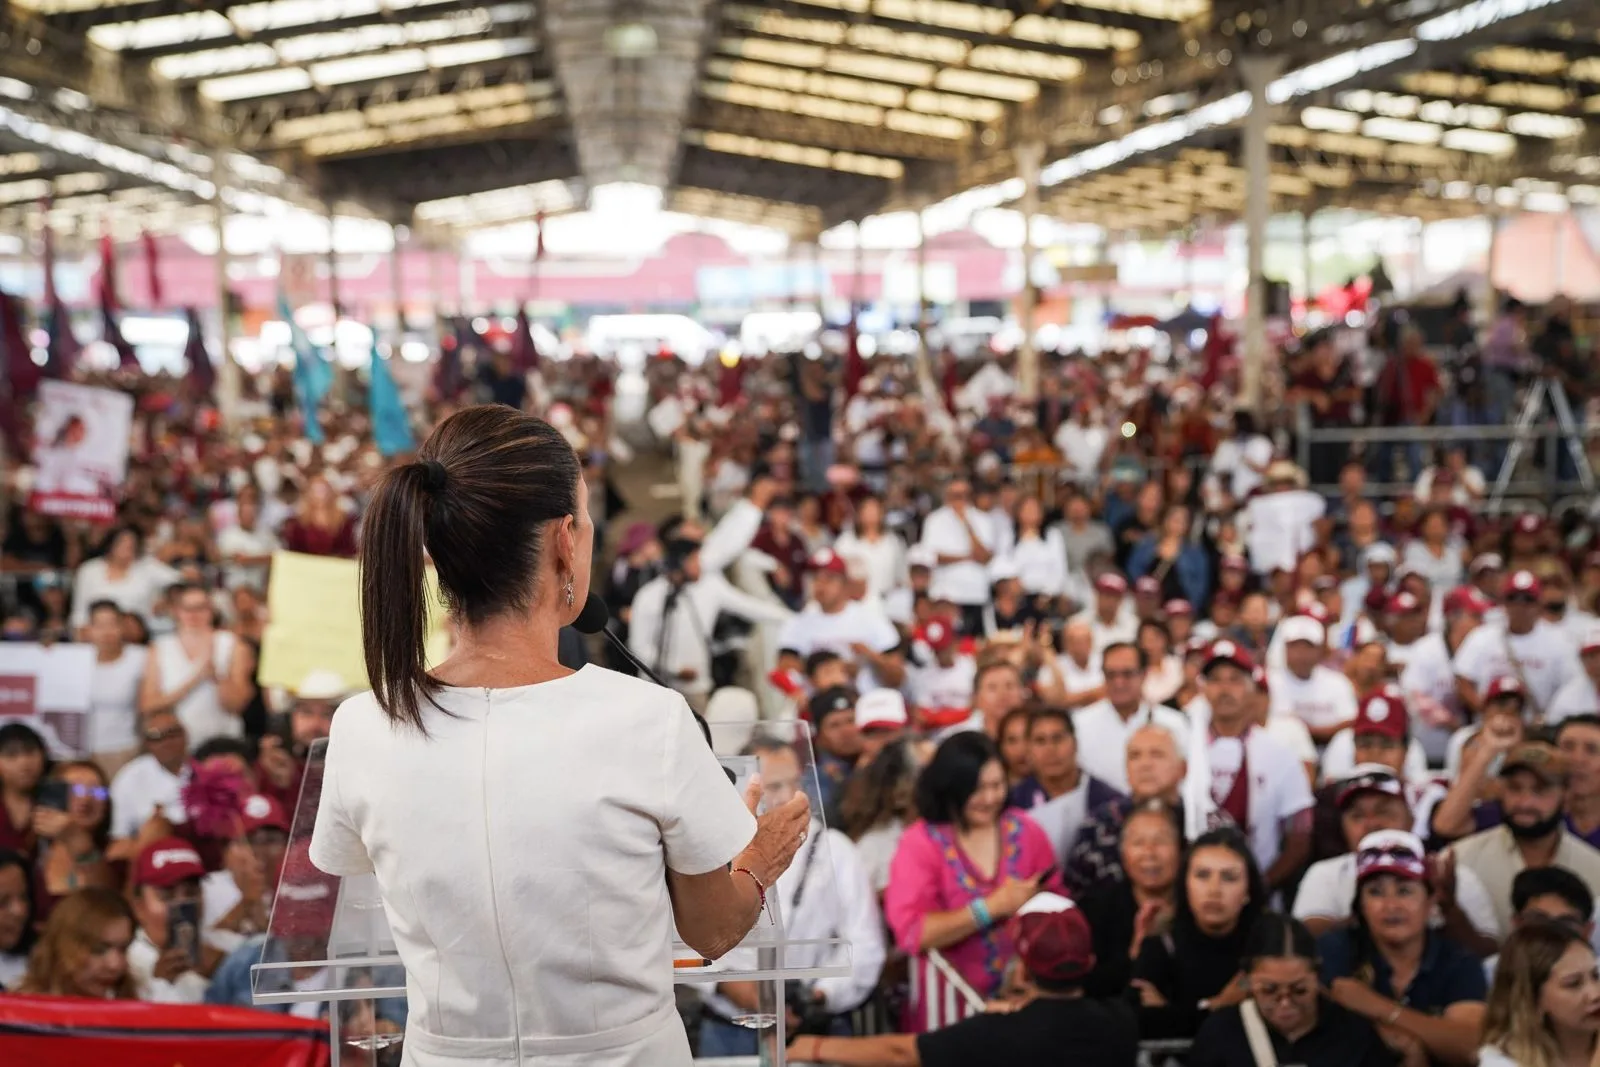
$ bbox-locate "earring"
[565,578,574,607]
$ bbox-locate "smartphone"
[34,780,69,812]
[168,900,200,967]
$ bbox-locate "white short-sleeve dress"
[310,665,756,1067]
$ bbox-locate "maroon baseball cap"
[1202,639,1257,677]
[1485,676,1527,705]
[1387,591,1423,616]
[1163,599,1193,618]
[1335,765,1406,809]
[1355,830,1428,883]
[1095,573,1129,596]
[921,617,955,652]
[1505,570,1543,598]
[808,548,848,576]
[1444,586,1494,616]
[240,794,290,835]
[1134,576,1162,597]
[1011,893,1096,983]
[134,838,206,890]
[1353,690,1407,742]
[1513,514,1545,536]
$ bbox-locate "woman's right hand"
[985,874,1042,921]
[737,777,811,887]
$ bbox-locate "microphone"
[574,593,672,689]
[577,593,719,756]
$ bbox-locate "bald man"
[1062,723,1187,894]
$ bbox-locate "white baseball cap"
[1278,615,1325,647]
[855,690,908,733]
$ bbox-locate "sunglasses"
[1251,980,1315,1002]
[144,725,184,743]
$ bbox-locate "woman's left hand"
[1207,974,1250,1010]
[1328,977,1390,1021]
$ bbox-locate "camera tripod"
[1488,375,1594,512]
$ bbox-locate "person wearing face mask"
[1190,914,1398,1067]
[1129,827,1266,1041]
[1319,830,1486,1066]
[1448,743,1600,936]
[1481,921,1600,1067]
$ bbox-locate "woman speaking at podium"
[308,405,811,1067]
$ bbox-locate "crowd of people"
[0,294,1598,1067]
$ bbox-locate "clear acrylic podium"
[253,717,851,1066]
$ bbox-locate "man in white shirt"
[1455,570,1582,722]
[127,838,212,1003]
[1185,640,1315,891]
[699,739,885,1057]
[1293,772,1500,942]
[777,549,904,694]
[1549,627,1600,725]
[1073,642,1189,795]
[628,536,793,712]
[1390,590,1464,764]
[215,493,279,590]
[905,617,976,716]
[1052,619,1106,709]
[1339,543,1396,630]
[1072,573,1138,658]
[918,478,998,637]
[884,544,935,629]
[1269,615,1359,746]
[109,710,190,848]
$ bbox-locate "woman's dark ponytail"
[361,461,438,733]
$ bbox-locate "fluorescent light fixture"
[1505,112,1584,139]
[710,58,907,108]
[1440,127,1516,155]
[1485,83,1573,110]
[0,104,214,198]
[88,10,232,51]
[693,130,902,178]
[0,178,51,204]
[872,0,1011,34]
[1041,91,1250,186]
[1474,46,1567,76]
[1522,190,1568,213]
[155,44,279,81]
[1302,107,1362,133]
[0,153,42,176]
[826,52,935,86]
[200,67,313,101]
[427,39,535,67]
[311,50,426,85]
[934,68,1038,102]
[229,0,376,34]
[1010,14,1139,50]
[414,179,577,226]
[844,23,968,64]
[967,45,1082,83]
[1416,100,1503,128]
[707,82,885,127]
[272,110,369,143]
[1267,39,1417,104]
[1417,0,1561,42]
[885,110,967,139]
[1361,117,1441,144]
[726,37,828,68]
[906,90,1004,122]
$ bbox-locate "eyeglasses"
[1544,602,1568,616]
[69,784,108,802]
[143,725,184,743]
[1103,669,1143,680]
[1252,980,1315,1002]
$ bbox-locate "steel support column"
[213,151,238,430]
[1240,55,1283,414]
[1016,140,1044,401]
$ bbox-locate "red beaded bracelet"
[733,866,766,913]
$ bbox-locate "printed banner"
[259,551,449,693]
[0,995,330,1067]
[27,380,134,523]
[0,642,94,757]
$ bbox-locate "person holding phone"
[126,837,214,1003]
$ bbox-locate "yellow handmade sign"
[258,550,452,693]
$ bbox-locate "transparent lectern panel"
[255,718,851,1010]
[671,720,852,988]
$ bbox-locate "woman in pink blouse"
[884,730,1057,1031]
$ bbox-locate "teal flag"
[369,343,415,456]
[280,290,330,444]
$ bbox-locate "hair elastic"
[420,459,449,493]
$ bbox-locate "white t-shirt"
[128,929,209,1004]
[310,667,757,1067]
[1292,853,1500,938]
[1007,531,1068,598]
[1055,654,1105,702]
[87,646,146,755]
[1453,620,1581,715]
[1268,666,1359,732]
[216,524,279,590]
[1396,632,1463,762]
[778,601,902,694]
[1212,434,1275,500]
[831,532,906,603]
[919,507,997,606]
[1318,730,1431,785]
[109,753,190,841]
[69,556,180,630]
[1263,716,1318,767]
[1549,676,1600,725]
[907,656,976,712]
[1072,700,1190,795]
